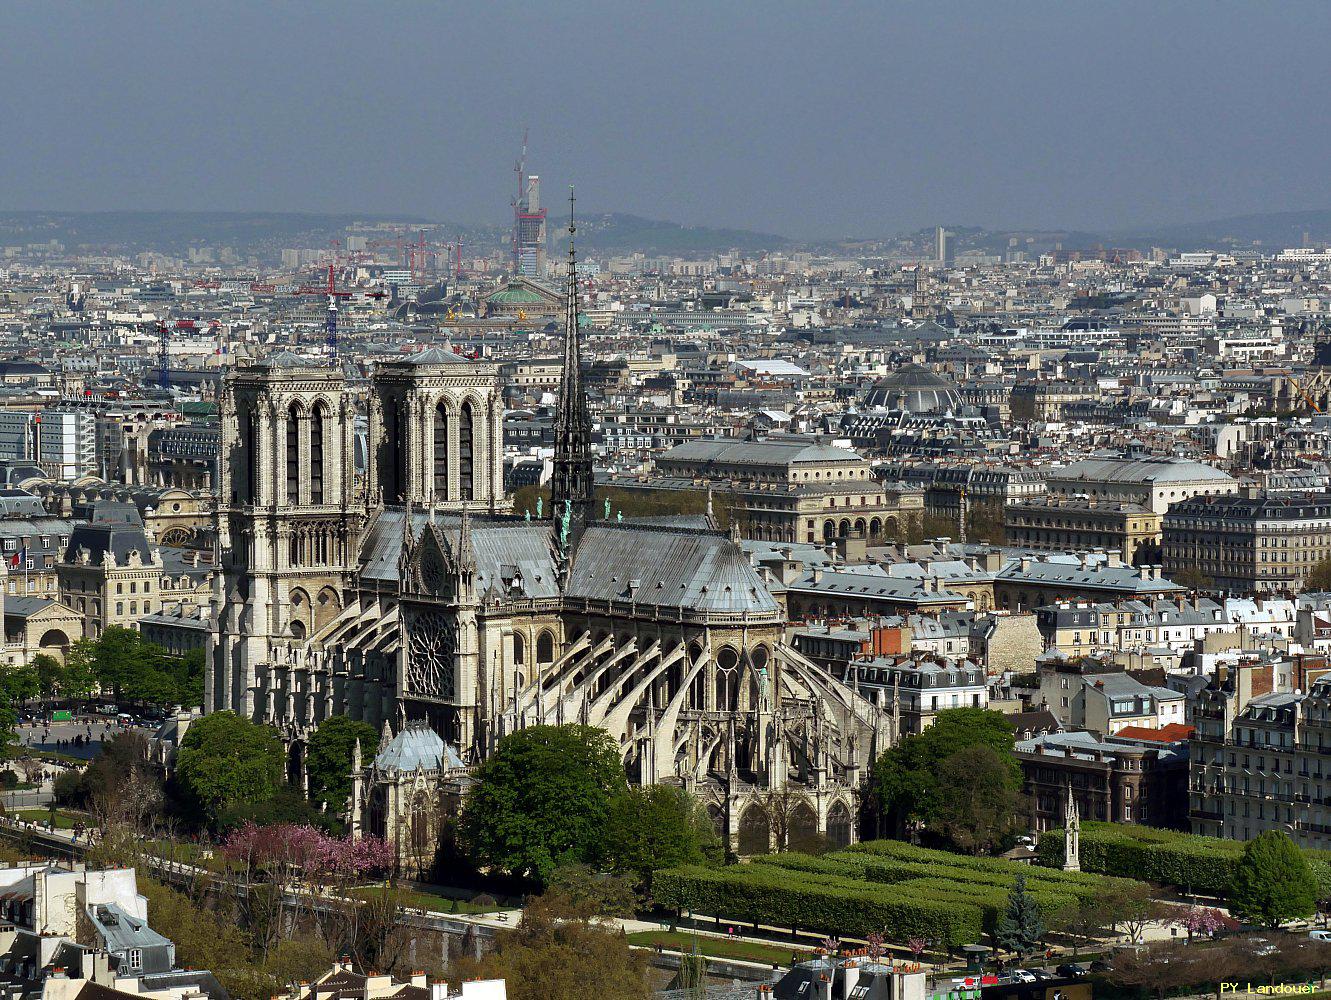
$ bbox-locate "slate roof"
[360,511,780,616]
[87,902,173,953]
[63,523,153,565]
[391,348,474,366]
[3,596,59,618]
[264,351,314,368]
[1050,455,1235,485]
[359,510,560,597]
[566,523,780,615]
[374,725,465,772]
[792,570,970,609]
[1015,729,1186,763]
[658,438,863,468]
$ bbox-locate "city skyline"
[3,2,1330,238]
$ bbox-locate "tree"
[175,711,285,828]
[1053,888,1116,956]
[83,626,196,708]
[0,666,39,706]
[1172,567,1215,592]
[1100,881,1171,944]
[451,887,650,1000]
[1171,904,1236,942]
[82,731,163,831]
[931,745,1024,854]
[546,864,637,918]
[755,785,825,855]
[603,785,719,892]
[306,716,378,814]
[995,874,1045,957]
[56,641,97,702]
[1229,829,1317,928]
[461,724,627,885]
[219,785,330,833]
[868,708,1022,840]
[33,654,63,700]
[1308,557,1331,594]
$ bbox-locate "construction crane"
[406,233,468,283]
[156,319,198,390]
[289,264,388,357]
[1287,374,1324,414]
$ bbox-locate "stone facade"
[209,354,877,859]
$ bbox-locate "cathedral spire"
[550,186,594,533]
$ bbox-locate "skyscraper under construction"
[512,133,547,276]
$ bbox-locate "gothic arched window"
[433,402,449,498]
[459,400,474,502]
[310,403,326,504]
[242,407,259,504]
[286,402,302,504]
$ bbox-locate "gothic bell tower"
[209,354,364,718]
[368,352,507,513]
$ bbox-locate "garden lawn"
[14,809,82,829]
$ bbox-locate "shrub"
[653,864,982,947]
[656,840,1135,946]
[1036,822,1331,900]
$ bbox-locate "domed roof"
[865,364,962,413]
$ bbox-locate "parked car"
[1009,970,1037,984]
[1056,963,1087,978]
[1309,930,1331,942]
[1251,938,1279,957]
[1089,959,1113,973]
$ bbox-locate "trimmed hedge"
[655,840,1136,947]
[653,863,982,947]
[1036,822,1331,899]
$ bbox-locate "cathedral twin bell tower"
[212,347,507,717]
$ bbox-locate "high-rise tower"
[512,131,547,277]
[549,190,593,534]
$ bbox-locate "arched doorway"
[37,629,69,653]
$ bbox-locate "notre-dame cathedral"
[206,223,884,856]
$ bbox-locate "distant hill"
[1116,209,1331,250]
[572,212,789,255]
[0,211,449,256]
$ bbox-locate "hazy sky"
[1,1,1327,238]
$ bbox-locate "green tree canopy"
[57,641,98,701]
[932,744,1025,855]
[461,724,628,885]
[452,886,650,1000]
[869,707,1022,845]
[81,626,202,708]
[0,665,40,706]
[1308,557,1331,593]
[175,711,286,828]
[306,715,378,814]
[996,873,1046,956]
[1229,830,1317,928]
[33,654,63,700]
[603,785,720,891]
